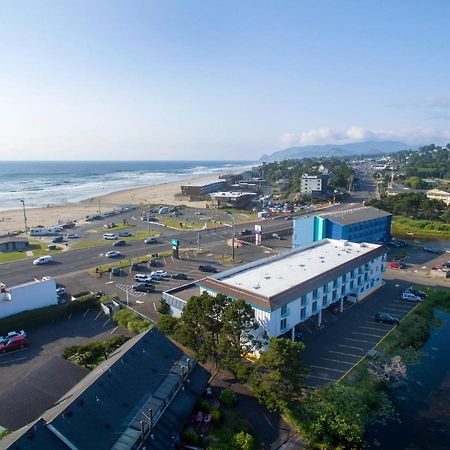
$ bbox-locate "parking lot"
[300,278,422,388]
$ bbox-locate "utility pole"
[147,219,151,237]
[197,231,201,251]
[20,199,28,234]
[98,198,101,214]
[226,211,236,260]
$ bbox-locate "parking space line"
[345,337,375,344]
[321,357,355,365]
[338,343,365,351]
[352,331,383,338]
[95,311,102,320]
[329,350,362,358]
[364,321,390,328]
[110,326,119,334]
[359,326,388,332]
[153,302,157,311]
[82,308,90,318]
[383,307,409,314]
[307,374,338,382]
[0,356,27,365]
[310,365,346,373]
[102,318,111,327]
[301,322,314,334]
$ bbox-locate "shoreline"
[0,166,250,234]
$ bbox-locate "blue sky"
[0,0,449,160]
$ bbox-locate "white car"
[105,251,121,258]
[66,233,79,239]
[134,273,153,282]
[33,255,53,265]
[151,270,168,279]
[0,330,26,344]
[401,292,422,302]
[103,233,118,240]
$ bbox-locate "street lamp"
[20,199,28,234]
[226,211,235,261]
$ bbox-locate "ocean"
[0,160,253,212]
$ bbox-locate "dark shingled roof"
[1,329,209,450]
[318,206,392,226]
[0,237,29,245]
[0,356,88,431]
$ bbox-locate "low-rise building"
[426,188,450,206]
[0,277,58,319]
[210,191,257,209]
[293,206,392,247]
[1,329,210,450]
[180,180,225,197]
[300,174,329,196]
[164,239,386,342]
[0,236,29,252]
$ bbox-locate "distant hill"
[260,140,414,162]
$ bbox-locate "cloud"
[278,126,450,147]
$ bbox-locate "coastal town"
[0,145,449,449]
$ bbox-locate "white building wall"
[0,278,58,319]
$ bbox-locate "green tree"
[157,315,179,335]
[232,431,257,450]
[251,338,307,412]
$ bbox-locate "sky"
[0,0,449,161]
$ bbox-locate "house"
[426,188,450,206]
[0,277,58,320]
[180,180,225,197]
[293,206,392,247]
[1,329,210,450]
[0,237,29,252]
[300,174,329,196]
[210,191,257,209]
[162,239,386,342]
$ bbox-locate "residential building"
[0,277,58,319]
[163,239,386,343]
[293,206,392,247]
[0,236,29,252]
[210,191,257,209]
[1,329,210,450]
[300,174,329,196]
[275,178,290,191]
[180,180,225,197]
[426,188,450,206]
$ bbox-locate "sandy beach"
[0,169,247,235]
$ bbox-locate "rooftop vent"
[253,284,261,289]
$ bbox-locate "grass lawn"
[72,231,160,250]
[0,240,62,264]
[392,216,450,239]
[0,251,27,264]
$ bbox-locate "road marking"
[110,326,119,334]
[359,326,387,332]
[300,322,313,333]
[345,337,375,344]
[94,311,102,320]
[171,256,174,262]
[105,281,114,284]
[0,356,27,364]
[352,331,383,338]
[310,365,346,373]
[364,321,390,327]
[153,302,157,311]
[321,357,355,365]
[82,308,90,318]
[307,374,338,382]
[329,350,362,358]
[102,318,111,327]
[338,343,365,351]
[67,313,72,320]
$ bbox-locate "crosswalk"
[115,284,147,298]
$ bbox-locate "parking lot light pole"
[226,211,235,261]
[20,199,28,234]
[147,219,151,237]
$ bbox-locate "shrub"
[157,299,170,314]
[157,315,178,335]
[113,309,152,334]
[220,388,237,408]
[232,431,257,450]
[196,398,211,413]
[397,314,430,349]
[211,408,221,423]
[180,427,199,445]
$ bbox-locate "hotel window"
[312,300,318,313]
[357,276,362,285]
[323,283,329,293]
[341,285,346,296]
[322,295,328,307]
[351,269,356,278]
[333,278,339,288]
[350,280,354,290]
[313,288,319,299]
[301,295,308,306]
[364,273,369,282]
[342,273,348,283]
[300,308,307,320]
[280,318,287,331]
[332,290,337,301]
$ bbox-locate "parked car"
[239,229,252,236]
[423,246,440,254]
[172,272,188,280]
[105,251,121,258]
[66,234,79,239]
[144,237,157,244]
[272,233,283,240]
[56,287,66,297]
[134,273,153,282]
[401,291,422,302]
[113,240,126,247]
[403,288,426,299]
[118,231,132,237]
[199,265,219,273]
[386,261,405,269]
[132,282,155,293]
[0,336,28,353]
[149,259,164,267]
[0,330,26,345]
[152,270,168,278]
[110,267,121,276]
[33,255,53,265]
[150,271,165,281]
[130,262,143,271]
[103,233,118,240]
[51,236,64,243]
[374,312,400,325]
[432,264,446,271]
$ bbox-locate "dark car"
[172,272,188,280]
[132,282,155,293]
[111,267,122,276]
[118,231,132,237]
[404,288,426,299]
[113,240,126,247]
[239,229,252,236]
[374,312,400,325]
[51,236,64,243]
[130,262,143,271]
[423,246,440,254]
[199,265,219,273]
[149,259,164,267]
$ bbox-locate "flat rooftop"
[210,191,256,199]
[199,239,386,310]
[318,206,391,226]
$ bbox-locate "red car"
[0,336,27,353]
[432,264,446,271]
[387,261,405,269]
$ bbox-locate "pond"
[366,310,450,450]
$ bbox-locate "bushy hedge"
[113,308,152,334]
